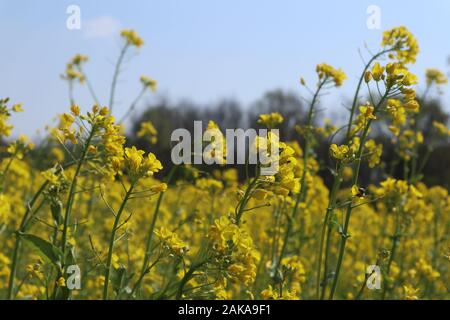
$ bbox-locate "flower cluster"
[61,54,89,84]
[208,216,259,286]
[137,121,158,144]
[140,76,158,92]
[257,112,284,129]
[382,26,419,64]
[0,98,22,137]
[315,63,347,86]
[426,68,448,87]
[123,146,163,180]
[155,227,189,256]
[121,29,144,48]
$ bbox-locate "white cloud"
[84,16,121,38]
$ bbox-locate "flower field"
[0,26,449,300]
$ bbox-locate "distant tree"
[128,90,450,189]
[248,89,305,141]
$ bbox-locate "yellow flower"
[99,106,109,116]
[121,29,144,48]
[342,166,353,181]
[252,189,269,201]
[0,113,13,137]
[137,121,158,144]
[228,263,245,274]
[41,168,60,185]
[403,99,420,112]
[87,145,97,154]
[371,63,385,81]
[425,68,448,86]
[92,104,100,114]
[401,71,418,86]
[382,26,419,64]
[155,227,189,255]
[59,113,75,130]
[140,76,157,92]
[0,194,11,223]
[12,103,24,112]
[257,112,284,128]
[56,277,66,287]
[316,63,347,86]
[330,144,349,160]
[364,71,372,83]
[70,54,88,66]
[432,121,450,136]
[70,104,80,116]
[142,152,163,176]
[63,63,85,83]
[150,183,168,193]
[261,285,277,299]
[359,104,376,120]
[389,125,400,136]
[196,177,223,193]
[125,146,145,175]
[50,147,65,163]
[351,185,364,198]
[364,139,383,168]
[403,285,419,300]
[112,254,120,269]
[300,77,306,86]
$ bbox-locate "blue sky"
[1,0,449,137]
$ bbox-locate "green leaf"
[50,200,63,225]
[111,265,127,293]
[65,245,77,266]
[19,233,63,267]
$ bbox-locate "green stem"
[68,81,75,106]
[320,217,334,299]
[328,91,389,299]
[382,209,401,299]
[109,44,129,113]
[54,128,95,299]
[6,183,48,299]
[102,183,135,300]
[344,49,393,142]
[1,152,16,193]
[275,78,327,273]
[131,166,177,296]
[60,128,95,254]
[316,165,343,299]
[7,158,80,300]
[329,145,367,299]
[417,145,432,177]
[236,176,259,226]
[175,260,208,299]
[432,208,440,268]
[119,87,146,124]
[355,260,379,300]
[80,69,100,105]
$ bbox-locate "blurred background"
[1,0,449,187]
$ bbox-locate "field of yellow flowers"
[0,26,449,300]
